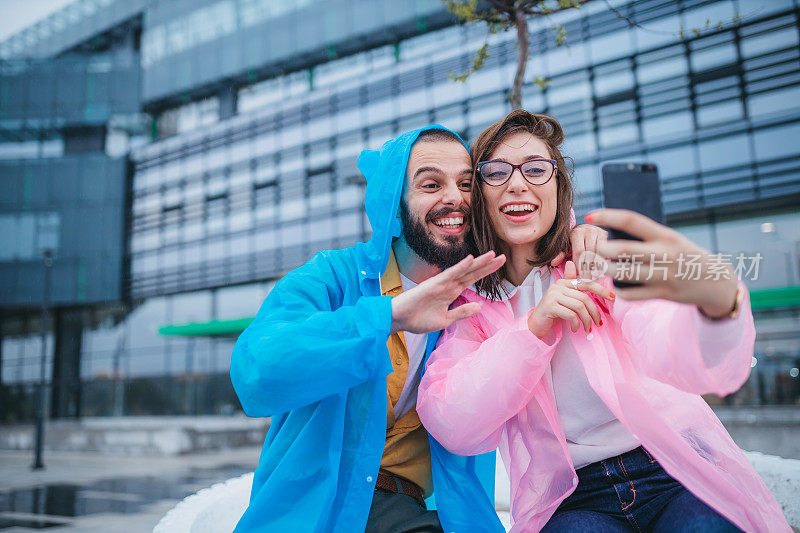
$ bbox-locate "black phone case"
[600,163,664,288]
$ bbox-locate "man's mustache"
[425,206,470,223]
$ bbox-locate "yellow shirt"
[379,249,433,496]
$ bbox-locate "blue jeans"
[542,447,741,532]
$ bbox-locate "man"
[230,125,603,532]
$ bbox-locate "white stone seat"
[154,451,800,532]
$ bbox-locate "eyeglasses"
[477,158,557,187]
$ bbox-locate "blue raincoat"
[230,125,505,532]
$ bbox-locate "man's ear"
[397,186,408,219]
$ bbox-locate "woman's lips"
[500,205,538,223]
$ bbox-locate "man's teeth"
[433,217,464,228]
[501,204,538,214]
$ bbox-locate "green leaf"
[448,43,490,82]
[554,25,567,46]
[473,43,489,69]
[443,0,479,22]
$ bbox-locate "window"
[598,123,638,149]
[217,283,266,318]
[141,25,166,67]
[747,86,800,120]
[698,134,751,172]
[697,100,742,128]
[548,77,590,107]
[0,213,61,261]
[753,123,800,161]
[593,67,634,99]
[544,43,588,77]
[741,28,798,58]
[637,54,687,85]
[642,111,692,143]
[691,42,736,72]
[588,28,632,63]
[646,144,696,179]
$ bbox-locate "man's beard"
[399,201,473,269]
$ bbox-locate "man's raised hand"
[390,251,506,334]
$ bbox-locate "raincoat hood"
[355,125,469,282]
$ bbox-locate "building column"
[218,85,237,120]
[0,321,5,422]
[50,310,83,419]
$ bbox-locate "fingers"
[551,304,581,333]
[557,294,594,332]
[597,228,608,248]
[423,251,504,306]
[563,287,602,326]
[444,253,476,278]
[556,277,614,301]
[564,260,578,280]
[605,262,672,287]
[460,254,506,287]
[571,228,586,265]
[606,284,663,302]
[586,230,599,257]
[449,251,494,279]
[444,301,481,325]
[587,208,670,242]
[596,239,653,261]
[550,251,566,268]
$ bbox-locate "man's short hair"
[415,128,464,146]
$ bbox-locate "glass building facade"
[2,0,799,421]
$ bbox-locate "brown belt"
[375,469,426,508]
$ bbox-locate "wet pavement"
[0,448,260,532]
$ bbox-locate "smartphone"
[600,162,664,287]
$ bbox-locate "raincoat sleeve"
[417,303,559,456]
[230,251,394,417]
[608,279,755,397]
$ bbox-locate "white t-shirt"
[499,268,640,469]
[393,273,429,420]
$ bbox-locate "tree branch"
[509,6,529,110]
[521,0,592,17]
[486,0,513,14]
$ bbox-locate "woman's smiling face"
[481,132,558,255]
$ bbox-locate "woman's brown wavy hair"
[471,110,575,300]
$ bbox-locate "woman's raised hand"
[550,223,609,267]
[588,209,739,318]
[527,261,615,338]
[390,251,506,334]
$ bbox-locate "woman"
[416,110,790,532]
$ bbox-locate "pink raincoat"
[417,267,790,532]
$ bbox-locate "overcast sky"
[0,0,77,42]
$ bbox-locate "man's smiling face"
[399,135,474,269]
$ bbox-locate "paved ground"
[0,447,261,532]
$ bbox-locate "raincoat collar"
[355,125,469,294]
[497,265,552,301]
[471,264,561,302]
[380,248,402,295]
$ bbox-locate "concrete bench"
[154,451,800,532]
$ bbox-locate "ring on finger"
[571,278,583,289]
